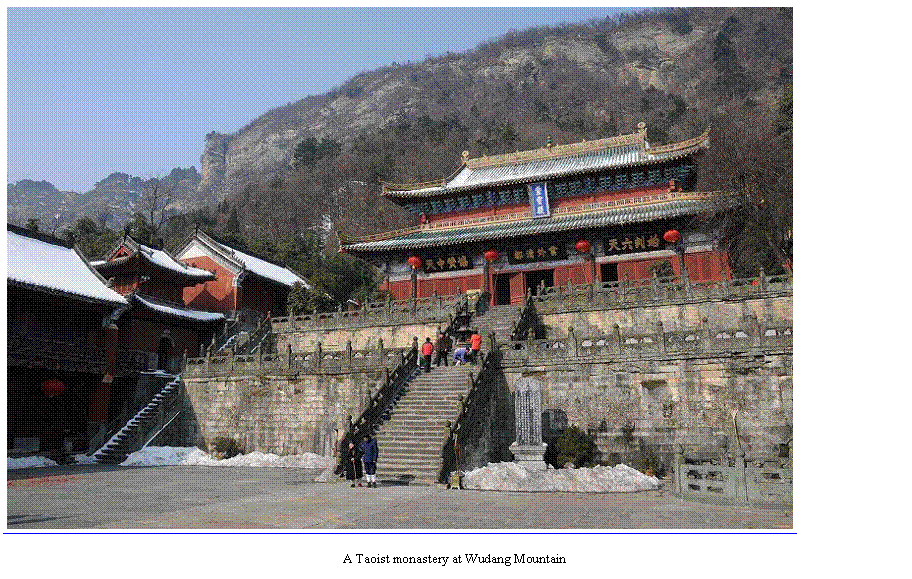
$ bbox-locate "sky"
[7,6,635,193]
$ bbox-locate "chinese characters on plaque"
[421,253,474,273]
[507,242,567,265]
[528,182,550,218]
[603,233,662,255]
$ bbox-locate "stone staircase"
[369,304,525,485]
[472,303,526,342]
[92,373,182,465]
[374,365,475,484]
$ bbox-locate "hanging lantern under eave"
[663,229,681,243]
[484,249,499,263]
[574,239,591,254]
[40,378,65,397]
[407,256,422,270]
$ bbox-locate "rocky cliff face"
[196,7,791,204]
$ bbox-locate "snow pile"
[121,446,333,468]
[9,448,335,470]
[8,455,58,469]
[461,462,660,493]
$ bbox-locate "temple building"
[341,124,731,305]
[7,225,129,458]
[93,235,225,372]
[176,230,310,319]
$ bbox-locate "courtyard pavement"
[7,464,792,530]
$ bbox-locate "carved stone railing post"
[346,340,353,367]
[376,337,384,366]
[651,270,660,303]
[315,342,322,370]
[612,323,622,355]
[286,343,292,369]
[674,445,685,494]
[702,317,712,353]
[567,326,577,358]
[758,266,767,293]
[205,347,211,373]
[748,314,762,348]
[656,321,665,354]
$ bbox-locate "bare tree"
[132,177,178,246]
[693,102,792,276]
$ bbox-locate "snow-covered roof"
[139,244,214,279]
[97,236,214,282]
[178,231,311,289]
[7,228,129,306]
[133,294,225,322]
[229,246,309,288]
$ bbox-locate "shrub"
[551,425,597,468]
[211,436,244,459]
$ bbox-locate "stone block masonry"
[183,369,386,456]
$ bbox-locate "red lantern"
[663,229,681,243]
[574,239,591,254]
[484,250,499,263]
[407,256,422,270]
[40,378,65,397]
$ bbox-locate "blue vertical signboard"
[528,182,550,218]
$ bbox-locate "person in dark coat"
[434,332,452,367]
[343,441,363,487]
[359,434,380,488]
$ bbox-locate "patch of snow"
[140,244,213,278]
[120,446,334,468]
[73,454,96,465]
[134,294,225,322]
[461,462,660,493]
[8,455,58,469]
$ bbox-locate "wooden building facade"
[342,124,731,305]
[7,225,130,457]
[93,236,225,371]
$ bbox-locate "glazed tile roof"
[7,227,129,306]
[97,236,215,282]
[382,127,709,199]
[133,294,225,323]
[177,230,311,289]
[344,197,711,253]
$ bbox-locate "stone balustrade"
[498,317,792,367]
[271,294,470,332]
[184,343,414,377]
[530,271,792,314]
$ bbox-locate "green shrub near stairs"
[211,436,244,459]
[550,425,596,468]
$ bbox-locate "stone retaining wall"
[182,369,385,456]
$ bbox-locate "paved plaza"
[7,464,792,530]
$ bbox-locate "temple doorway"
[494,274,512,306]
[525,269,554,296]
[157,335,173,372]
[601,262,619,283]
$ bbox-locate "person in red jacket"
[469,331,482,365]
[421,337,434,372]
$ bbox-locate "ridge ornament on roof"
[380,125,709,199]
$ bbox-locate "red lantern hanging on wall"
[407,256,422,270]
[663,229,681,243]
[484,249,499,263]
[574,239,591,254]
[40,378,66,397]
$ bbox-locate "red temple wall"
[181,256,238,314]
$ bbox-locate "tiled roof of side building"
[178,230,311,289]
[132,294,225,323]
[382,126,709,199]
[97,235,215,281]
[7,226,129,306]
